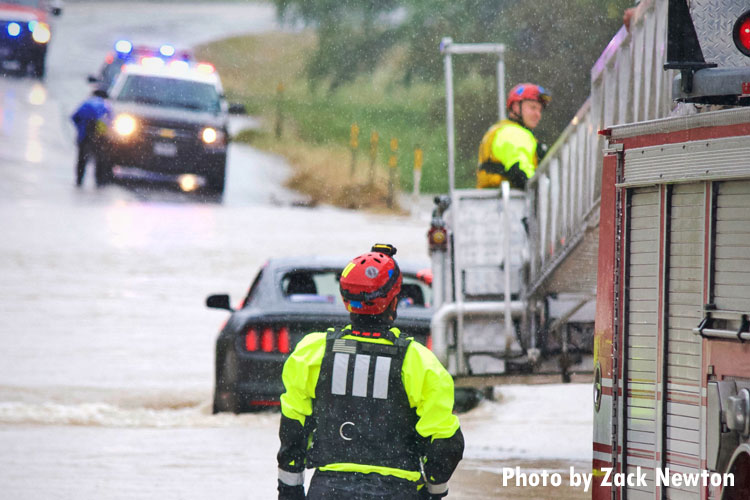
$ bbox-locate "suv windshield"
[114,74,221,113]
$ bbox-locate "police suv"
[94,59,244,196]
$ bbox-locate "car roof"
[265,255,429,275]
[119,62,221,86]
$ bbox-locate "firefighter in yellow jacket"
[477,83,551,190]
[277,244,464,500]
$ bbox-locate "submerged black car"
[206,256,433,413]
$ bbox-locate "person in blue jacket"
[71,89,111,186]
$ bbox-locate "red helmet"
[340,244,402,315]
[506,83,551,110]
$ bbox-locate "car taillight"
[245,328,258,351]
[426,335,433,351]
[277,327,291,354]
[261,327,275,352]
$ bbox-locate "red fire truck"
[592,1,750,499]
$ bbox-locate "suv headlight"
[31,22,51,44]
[113,114,137,137]
[201,127,225,146]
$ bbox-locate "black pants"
[75,140,93,186]
[307,471,421,500]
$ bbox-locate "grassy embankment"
[196,32,454,211]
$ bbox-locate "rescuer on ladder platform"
[277,243,464,500]
[476,83,551,190]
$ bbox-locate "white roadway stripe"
[332,353,350,395]
[426,482,449,495]
[352,354,371,397]
[278,468,305,486]
[373,356,391,399]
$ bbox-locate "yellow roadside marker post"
[350,123,360,178]
[412,146,423,214]
[387,137,398,208]
[275,81,284,139]
[369,130,379,186]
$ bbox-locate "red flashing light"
[277,327,291,354]
[426,335,433,351]
[734,11,750,57]
[427,227,448,252]
[245,328,258,351]
[105,53,114,64]
[261,327,275,352]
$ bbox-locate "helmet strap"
[509,101,529,129]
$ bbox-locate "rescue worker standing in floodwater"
[476,83,551,190]
[277,244,464,500]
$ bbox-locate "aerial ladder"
[429,0,683,385]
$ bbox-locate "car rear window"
[281,270,340,304]
[280,270,431,308]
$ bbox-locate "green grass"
[196,32,477,194]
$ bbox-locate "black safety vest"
[307,328,423,471]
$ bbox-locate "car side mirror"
[206,294,233,311]
[49,0,63,16]
[88,75,100,83]
[93,89,108,99]
[228,103,246,115]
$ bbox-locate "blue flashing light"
[159,44,175,57]
[115,40,133,55]
[7,22,21,37]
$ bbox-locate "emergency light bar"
[115,39,133,55]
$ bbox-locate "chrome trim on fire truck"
[608,107,750,140]
[618,136,750,187]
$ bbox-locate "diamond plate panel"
[690,0,750,68]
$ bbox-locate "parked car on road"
[206,256,433,413]
[0,0,62,78]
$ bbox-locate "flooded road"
[0,2,592,498]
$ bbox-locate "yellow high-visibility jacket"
[277,325,463,493]
[477,119,538,189]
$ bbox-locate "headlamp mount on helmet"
[370,243,397,257]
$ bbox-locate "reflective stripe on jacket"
[278,325,460,482]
